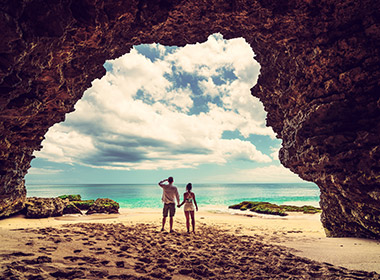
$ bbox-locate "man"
[158,177,180,232]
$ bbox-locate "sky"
[25,33,306,185]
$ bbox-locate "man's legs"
[169,216,174,232]
[161,217,166,231]
[169,203,175,232]
[162,204,169,231]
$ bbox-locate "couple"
[158,177,198,233]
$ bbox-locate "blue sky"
[26,34,305,185]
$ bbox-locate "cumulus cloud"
[35,34,276,170]
[269,145,281,161]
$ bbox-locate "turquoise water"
[26,183,320,209]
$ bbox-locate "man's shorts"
[163,203,176,217]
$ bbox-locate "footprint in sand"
[149,269,171,279]
[63,256,81,262]
[107,274,136,279]
[134,261,148,273]
[83,241,96,246]
[116,261,124,267]
[22,255,52,264]
[89,270,109,278]
[138,256,151,263]
[117,253,128,258]
[100,260,110,266]
[50,269,85,278]
[38,246,57,253]
[89,247,106,255]
[6,263,43,274]
[9,252,34,257]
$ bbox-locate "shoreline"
[0,207,379,276]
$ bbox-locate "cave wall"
[1,0,379,238]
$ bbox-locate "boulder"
[56,194,94,210]
[62,202,82,215]
[25,197,66,218]
[229,201,321,216]
[71,200,95,210]
[86,198,119,215]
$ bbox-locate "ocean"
[26,183,320,209]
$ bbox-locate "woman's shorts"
[184,203,195,212]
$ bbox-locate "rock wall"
[0,0,379,238]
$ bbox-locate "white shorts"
[184,202,194,212]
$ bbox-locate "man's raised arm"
[158,179,167,187]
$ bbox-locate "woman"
[178,183,198,233]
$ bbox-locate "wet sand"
[0,208,379,279]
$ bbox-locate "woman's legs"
[184,211,190,232]
[190,211,195,233]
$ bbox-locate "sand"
[0,207,379,279]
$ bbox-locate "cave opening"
[1,0,378,238]
[25,33,319,208]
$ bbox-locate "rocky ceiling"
[0,0,379,238]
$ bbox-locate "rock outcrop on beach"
[62,202,82,215]
[25,197,66,218]
[86,198,120,215]
[24,195,116,217]
[0,1,379,238]
[229,201,321,216]
[71,200,95,210]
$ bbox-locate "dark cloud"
[80,131,213,167]
[99,135,170,149]
[83,148,147,165]
[171,146,212,155]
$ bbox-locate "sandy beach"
[0,207,379,279]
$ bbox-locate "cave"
[0,0,379,238]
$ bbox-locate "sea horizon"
[26,182,320,209]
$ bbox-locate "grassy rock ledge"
[24,195,118,218]
[86,198,120,215]
[229,201,321,216]
[57,194,95,210]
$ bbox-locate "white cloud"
[35,34,278,171]
[198,78,222,98]
[27,167,63,175]
[206,165,304,183]
[270,146,281,161]
[38,127,96,164]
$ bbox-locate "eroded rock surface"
[0,0,379,238]
[86,198,119,215]
[25,197,66,218]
